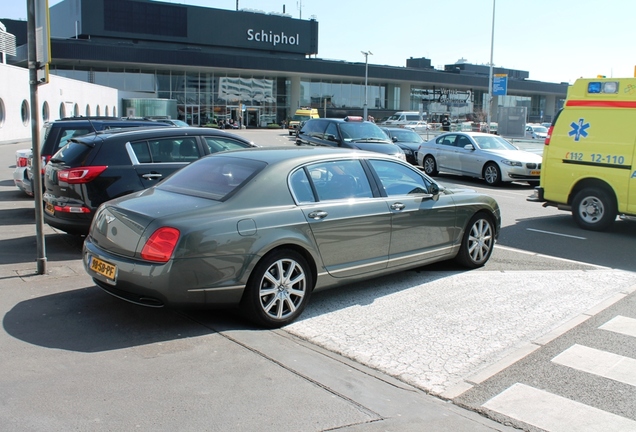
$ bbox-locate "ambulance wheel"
[483,163,501,186]
[571,187,616,231]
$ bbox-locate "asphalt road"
[2,130,635,431]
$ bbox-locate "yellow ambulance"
[288,107,319,136]
[533,77,636,231]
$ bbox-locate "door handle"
[142,173,163,180]
[307,210,328,220]
[391,202,405,211]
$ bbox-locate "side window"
[130,141,152,163]
[289,169,316,203]
[204,136,249,153]
[438,134,457,147]
[456,136,472,148]
[304,119,327,139]
[174,138,200,161]
[324,122,338,141]
[149,138,177,162]
[306,159,373,201]
[368,159,430,197]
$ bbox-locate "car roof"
[75,126,251,143]
[210,145,398,165]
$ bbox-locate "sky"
[2,0,634,84]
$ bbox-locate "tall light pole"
[486,0,496,133]
[361,50,373,120]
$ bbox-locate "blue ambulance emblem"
[569,118,590,141]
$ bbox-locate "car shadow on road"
[2,262,469,352]
[3,287,220,352]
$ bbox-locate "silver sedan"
[417,132,542,186]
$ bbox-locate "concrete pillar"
[544,95,557,122]
[400,83,410,110]
[289,76,301,119]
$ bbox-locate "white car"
[13,148,33,196]
[525,124,548,139]
[417,132,542,186]
[403,121,431,132]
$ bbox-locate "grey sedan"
[416,132,542,186]
[84,147,501,328]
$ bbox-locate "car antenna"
[87,117,98,135]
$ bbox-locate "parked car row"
[13,116,509,328]
[13,116,171,197]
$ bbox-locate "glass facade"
[49,65,562,126]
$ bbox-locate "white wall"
[0,63,119,144]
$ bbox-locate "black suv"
[22,117,170,196]
[43,127,256,235]
[295,116,406,160]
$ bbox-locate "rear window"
[158,156,266,200]
[49,141,95,166]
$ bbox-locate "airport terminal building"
[5,0,567,129]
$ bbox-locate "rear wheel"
[571,187,616,231]
[241,249,313,328]
[483,162,501,186]
[423,155,438,176]
[455,213,495,268]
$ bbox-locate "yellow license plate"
[530,170,541,175]
[89,256,117,281]
[45,202,55,215]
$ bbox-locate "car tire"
[455,212,495,269]
[423,155,438,176]
[571,187,616,231]
[241,249,313,328]
[483,162,501,186]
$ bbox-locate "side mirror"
[428,182,440,201]
[464,144,475,150]
[392,136,398,142]
[325,134,338,142]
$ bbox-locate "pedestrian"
[367,115,375,123]
[442,116,451,132]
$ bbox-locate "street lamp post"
[361,50,373,120]
[486,0,496,133]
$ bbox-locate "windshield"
[390,129,423,142]
[293,115,312,121]
[532,126,548,133]
[473,135,518,151]
[339,122,389,142]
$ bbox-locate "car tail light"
[544,126,554,145]
[53,204,91,214]
[57,166,108,184]
[40,155,52,175]
[141,227,180,262]
[17,156,28,167]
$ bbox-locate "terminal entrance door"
[245,108,260,128]
[184,105,200,126]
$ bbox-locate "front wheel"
[571,187,616,231]
[423,155,438,176]
[240,249,313,328]
[483,162,501,186]
[455,213,495,268]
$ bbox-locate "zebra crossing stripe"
[552,344,636,387]
[599,315,636,338]
[482,383,636,432]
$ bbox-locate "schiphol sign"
[246,29,300,47]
